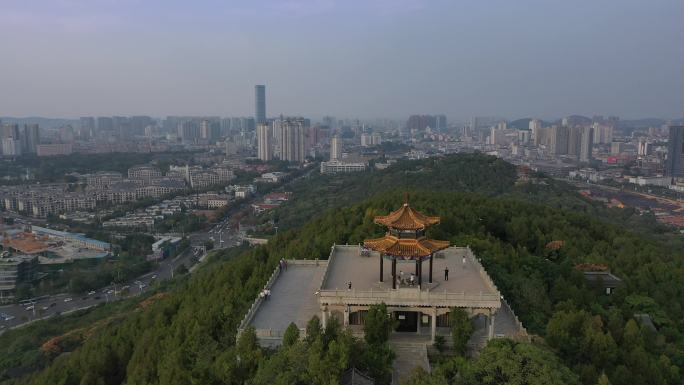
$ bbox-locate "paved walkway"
[250,264,326,332]
[390,339,430,385]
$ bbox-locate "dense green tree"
[451,308,474,356]
[363,304,393,346]
[305,316,323,345]
[282,323,300,347]
[463,339,581,385]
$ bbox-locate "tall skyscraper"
[666,126,684,177]
[579,126,594,162]
[255,85,266,124]
[331,135,342,160]
[257,122,272,161]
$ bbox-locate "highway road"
[0,245,200,332]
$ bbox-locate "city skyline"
[1,0,683,119]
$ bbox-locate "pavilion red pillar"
[429,254,433,283]
[392,258,397,289]
[379,255,384,282]
[418,259,422,287]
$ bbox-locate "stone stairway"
[390,341,430,385]
[467,328,489,355]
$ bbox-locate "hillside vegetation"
[2,154,683,385]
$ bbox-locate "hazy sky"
[1,0,683,120]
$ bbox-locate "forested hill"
[273,153,519,230]
[2,154,683,385]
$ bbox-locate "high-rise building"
[371,133,382,146]
[489,127,506,146]
[2,138,21,156]
[257,123,272,161]
[330,135,342,160]
[241,117,256,132]
[80,117,95,137]
[112,116,130,137]
[435,115,447,130]
[529,118,541,132]
[1,124,20,140]
[567,126,581,157]
[22,124,40,154]
[278,117,306,163]
[97,117,113,132]
[177,121,199,143]
[610,141,625,155]
[579,126,594,162]
[360,133,372,147]
[592,123,614,144]
[550,126,569,155]
[666,126,684,177]
[255,85,266,124]
[131,116,153,136]
[517,130,531,145]
[200,119,220,141]
[407,115,437,132]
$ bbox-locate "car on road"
[41,306,49,311]
[25,305,34,311]
[50,303,56,307]
[88,291,96,295]
[4,315,15,321]
[64,298,72,302]
[106,289,114,295]
[151,274,157,279]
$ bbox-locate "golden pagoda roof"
[364,235,450,258]
[374,203,441,231]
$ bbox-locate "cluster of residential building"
[0,164,236,219]
[102,192,232,229]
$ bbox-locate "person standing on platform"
[444,266,449,281]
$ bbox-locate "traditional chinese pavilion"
[364,198,450,289]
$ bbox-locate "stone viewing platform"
[238,199,518,347]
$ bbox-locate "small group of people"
[279,258,288,272]
[397,270,417,287]
[259,288,271,300]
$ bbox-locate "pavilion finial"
[404,192,409,206]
